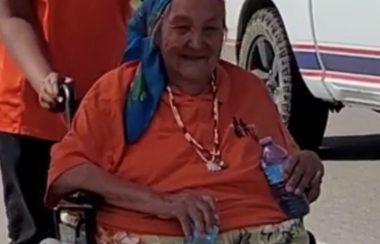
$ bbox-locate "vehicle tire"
[238,7,329,151]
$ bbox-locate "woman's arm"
[48,163,167,216]
[253,73,324,203]
[49,162,219,236]
[0,0,51,92]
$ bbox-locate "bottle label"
[262,163,284,185]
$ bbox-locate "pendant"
[206,159,224,172]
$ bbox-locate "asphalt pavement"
[305,108,380,244]
[0,46,379,244]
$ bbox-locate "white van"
[226,0,380,150]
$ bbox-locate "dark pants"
[0,132,55,244]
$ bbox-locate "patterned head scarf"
[123,0,172,143]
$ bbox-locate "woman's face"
[158,0,225,85]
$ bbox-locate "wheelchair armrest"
[53,191,103,243]
[61,190,104,208]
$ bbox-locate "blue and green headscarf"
[123,0,172,143]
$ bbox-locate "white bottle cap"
[259,136,273,146]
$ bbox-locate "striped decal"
[301,70,380,84]
[292,43,380,83]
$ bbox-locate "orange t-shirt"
[0,0,131,141]
[47,61,299,235]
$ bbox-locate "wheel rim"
[247,36,285,116]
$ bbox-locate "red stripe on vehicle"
[293,43,380,57]
[300,69,380,84]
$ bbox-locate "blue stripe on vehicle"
[294,52,321,70]
[294,51,380,77]
[321,53,380,76]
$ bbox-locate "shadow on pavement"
[319,134,380,160]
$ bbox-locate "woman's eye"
[172,26,190,32]
[204,26,220,32]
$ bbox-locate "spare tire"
[238,7,329,151]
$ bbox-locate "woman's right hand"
[159,192,219,238]
[38,72,73,110]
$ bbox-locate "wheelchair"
[53,83,317,244]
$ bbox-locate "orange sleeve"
[278,121,300,154]
[255,76,300,155]
[46,68,127,207]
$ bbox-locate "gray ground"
[304,109,380,244]
[306,163,379,244]
[0,46,379,244]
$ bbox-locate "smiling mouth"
[181,55,207,60]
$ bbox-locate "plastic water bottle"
[186,225,219,244]
[260,137,309,219]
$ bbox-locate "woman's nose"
[188,32,204,49]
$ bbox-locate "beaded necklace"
[166,76,224,172]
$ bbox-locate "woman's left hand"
[284,150,324,203]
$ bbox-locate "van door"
[313,0,380,109]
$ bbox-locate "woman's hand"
[38,72,73,110]
[284,150,324,203]
[159,192,219,238]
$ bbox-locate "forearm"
[0,1,52,92]
[50,163,166,216]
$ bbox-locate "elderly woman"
[45,0,324,243]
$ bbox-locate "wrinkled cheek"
[208,54,222,71]
[162,38,185,56]
[160,42,180,66]
[206,40,223,58]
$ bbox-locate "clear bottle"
[185,225,219,244]
[260,137,310,219]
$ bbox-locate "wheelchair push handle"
[58,82,76,128]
